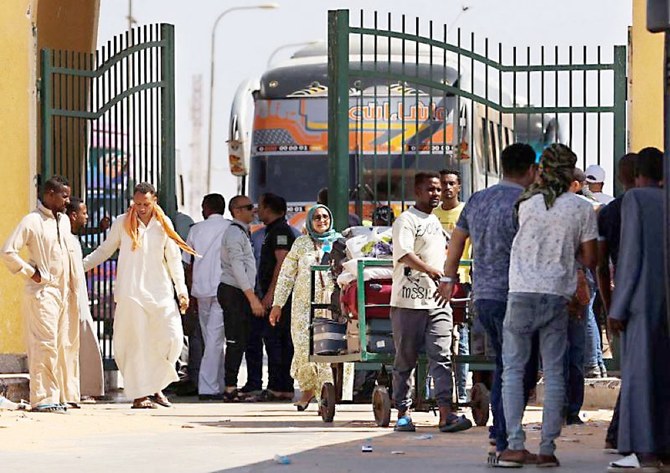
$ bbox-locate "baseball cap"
[585,164,606,183]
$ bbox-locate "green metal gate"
[40,24,176,368]
[327,9,627,230]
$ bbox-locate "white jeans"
[197,296,226,395]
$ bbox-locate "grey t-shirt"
[509,192,598,299]
[456,181,523,302]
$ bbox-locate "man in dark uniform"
[245,193,296,401]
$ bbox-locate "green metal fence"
[327,9,627,229]
[40,24,176,368]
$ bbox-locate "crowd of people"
[1,142,668,470]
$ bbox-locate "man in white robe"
[83,183,192,409]
[66,197,105,400]
[1,175,80,412]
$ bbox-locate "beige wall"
[630,0,664,151]
[0,0,38,353]
[0,0,99,355]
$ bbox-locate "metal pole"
[664,31,670,331]
[127,0,135,32]
[612,45,627,197]
[161,24,177,220]
[327,9,350,232]
[205,3,279,193]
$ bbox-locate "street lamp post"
[206,3,279,192]
[266,40,324,68]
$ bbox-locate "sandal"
[151,392,172,408]
[32,403,67,414]
[294,396,315,411]
[223,389,242,403]
[439,413,473,433]
[131,398,157,409]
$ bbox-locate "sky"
[97,0,633,218]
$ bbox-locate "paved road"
[0,398,615,472]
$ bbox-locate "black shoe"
[566,414,584,425]
[198,394,223,401]
[222,389,241,403]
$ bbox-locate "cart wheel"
[372,386,391,427]
[470,382,490,427]
[320,382,336,423]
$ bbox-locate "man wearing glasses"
[218,195,264,402]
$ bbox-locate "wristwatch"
[439,276,458,284]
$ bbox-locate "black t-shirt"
[258,218,296,296]
[597,195,623,269]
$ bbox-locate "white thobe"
[83,213,187,400]
[182,214,230,395]
[70,234,105,398]
[1,202,80,407]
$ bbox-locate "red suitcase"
[341,279,392,319]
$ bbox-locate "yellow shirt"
[433,202,472,284]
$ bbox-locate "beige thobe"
[83,213,186,400]
[1,202,81,407]
[70,235,105,398]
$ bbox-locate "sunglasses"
[235,204,254,211]
[312,214,330,221]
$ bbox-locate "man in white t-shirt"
[183,194,231,400]
[390,171,472,434]
[498,144,598,468]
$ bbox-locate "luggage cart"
[308,259,495,426]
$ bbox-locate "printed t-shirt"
[391,206,447,310]
[509,192,598,300]
[455,181,523,301]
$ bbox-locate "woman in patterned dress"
[269,205,340,410]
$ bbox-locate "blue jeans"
[564,314,586,418]
[454,323,469,402]
[502,293,569,457]
[475,299,540,453]
[584,290,604,371]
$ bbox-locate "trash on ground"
[560,438,580,443]
[391,451,405,455]
[361,445,373,452]
[413,434,433,440]
[274,455,291,465]
[181,424,194,429]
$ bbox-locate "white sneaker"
[608,453,661,473]
[0,395,18,411]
